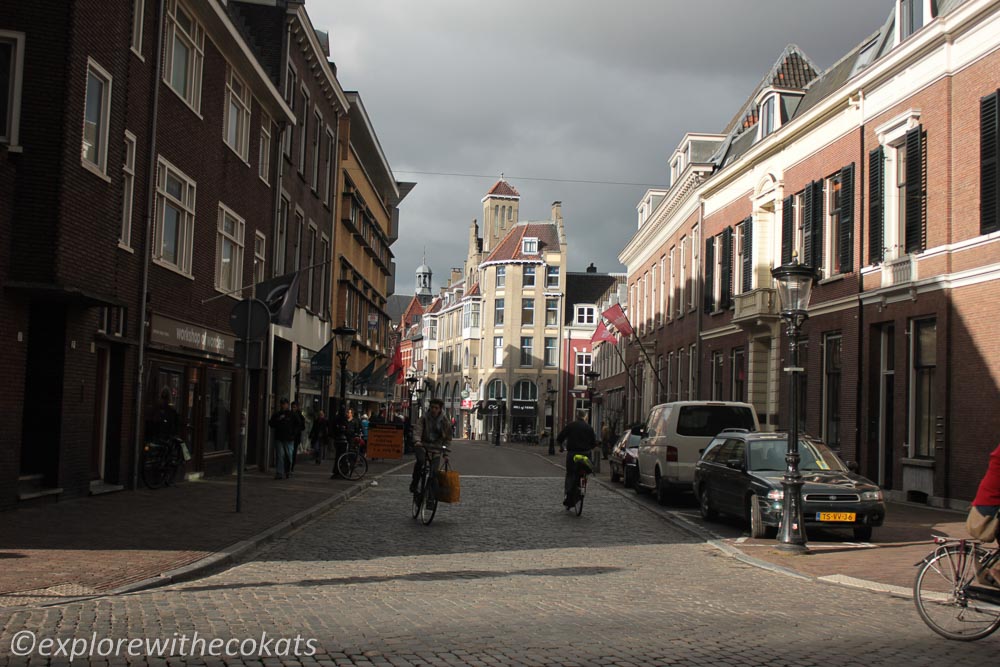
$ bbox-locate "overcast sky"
[310,0,892,296]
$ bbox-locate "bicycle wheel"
[140,446,166,489]
[914,544,1000,641]
[337,451,368,480]
[575,476,586,516]
[419,473,438,525]
[162,443,184,487]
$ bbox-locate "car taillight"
[666,446,678,462]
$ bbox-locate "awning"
[310,338,333,375]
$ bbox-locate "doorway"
[90,346,110,480]
[876,324,895,489]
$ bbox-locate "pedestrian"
[556,410,598,507]
[289,400,305,473]
[310,409,330,464]
[600,421,611,460]
[968,442,1000,586]
[361,412,370,442]
[147,387,180,443]
[344,407,362,442]
[268,399,296,479]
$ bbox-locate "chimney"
[551,201,562,222]
[586,263,597,273]
[450,267,463,285]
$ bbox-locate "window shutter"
[982,91,1000,235]
[803,181,824,269]
[839,163,855,272]
[741,216,753,293]
[704,236,715,313]
[869,147,885,263]
[905,125,926,253]
[720,226,733,309]
[781,196,793,265]
[803,185,814,266]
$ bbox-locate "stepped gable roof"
[485,222,560,263]
[564,272,618,326]
[485,179,520,198]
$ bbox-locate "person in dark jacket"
[557,410,598,507]
[148,387,180,443]
[288,400,306,473]
[310,410,330,464]
[269,399,296,479]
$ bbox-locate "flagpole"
[633,333,667,395]
[199,258,335,304]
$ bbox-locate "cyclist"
[557,409,597,508]
[969,442,1000,586]
[410,398,452,493]
[148,387,180,443]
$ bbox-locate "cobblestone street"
[1,461,997,665]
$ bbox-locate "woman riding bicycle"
[410,398,452,493]
[556,409,597,508]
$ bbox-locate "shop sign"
[460,398,476,410]
[367,426,404,459]
[510,401,537,416]
[150,314,235,358]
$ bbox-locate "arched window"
[513,379,537,401]
[487,379,507,399]
[442,382,450,403]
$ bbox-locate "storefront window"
[205,371,233,454]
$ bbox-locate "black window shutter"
[982,91,1000,235]
[803,181,824,269]
[781,196,794,265]
[803,185,814,267]
[741,216,753,293]
[720,227,733,309]
[869,147,885,263]
[704,236,715,313]
[905,125,926,253]
[839,163,855,272]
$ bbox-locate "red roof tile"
[485,222,560,263]
[486,179,520,198]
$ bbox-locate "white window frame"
[523,265,536,287]
[545,298,558,327]
[283,64,296,158]
[759,94,777,139]
[297,86,309,174]
[678,237,687,316]
[253,231,266,286]
[224,65,251,161]
[215,203,245,296]
[311,107,322,191]
[494,336,504,367]
[120,131,137,249]
[522,237,539,254]
[575,305,596,325]
[734,221,747,294]
[668,248,676,320]
[82,58,112,178]
[496,266,505,288]
[521,298,534,326]
[258,115,271,185]
[154,157,196,277]
[0,31,25,149]
[824,173,845,276]
[320,234,331,319]
[323,127,334,205]
[164,0,204,114]
[574,351,593,387]
[520,336,534,367]
[275,193,288,275]
[545,265,559,288]
[306,222,317,311]
[544,337,557,367]
[131,0,145,58]
[876,110,921,261]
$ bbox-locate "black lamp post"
[585,370,601,426]
[546,383,557,455]
[771,258,817,552]
[405,375,418,452]
[330,325,356,478]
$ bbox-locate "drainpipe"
[855,88,866,468]
[695,200,704,399]
[131,0,166,490]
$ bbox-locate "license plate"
[816,512,855,522]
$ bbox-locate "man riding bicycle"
[557,409,597,508]
[410,398,453,493]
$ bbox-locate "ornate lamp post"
[771,258,817,552]
[546,383,558,455]
[585,370,601,426]
[405,375,419,452]
[330,325,356,477]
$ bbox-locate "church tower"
[481,176,520,253]
[415,253,433,305]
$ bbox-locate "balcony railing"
[732,287,777,323]
[882,255,917,287]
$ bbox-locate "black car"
[609,431,641,487]
[693,430,886,541]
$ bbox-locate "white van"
[635,401,759,504]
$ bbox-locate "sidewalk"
[500,439,970,597]
[0,454,409,609]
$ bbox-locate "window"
[824,166,855,275]
[688,344,697,400]
[910,318,936,458]
[659,256,666,324]
[293,211,303,272]
[523,265,536,287]
[760,95,776,138]
[678,237,687,315]
[871,121,924,262]
[323,128,334,205]
[544,337,557,367]
[711,351,724,400]
[983,91,1000,235]
[0,31,25,147]
[154,158,196,275]
[576,305,595,325]
[298,88,309,174]
[223,66,251,160]
[494,336,504,366]
[215,205,245,294]
[82,59,112,175]
[487,378,506,399]
[283,65,296,158]
[522,237,538,254]
[496,266,505,288]
[546,265,559,288]
[494,298,505,325]
[311,109,322,190]
[545,298,558,326]
[731,348,746,402]
[306,223,317,310]
[521,298,534,326]
[131,0,145,56]
[120,132,137,247]
[823,333,842,450]
[514,380,537,401]
[253,231,266,286]
[574,351,593,386]
[668,249,676,318]
[899,0,924,42]
[164,0,204,112]
[689,230,699,310]
[259,117,271,184]
[735,218,753,294]
[275,195,288,275]
[520,337,533,366]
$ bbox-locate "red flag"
[590,321,618,346]
[602,303,634,337]
[386,342,403,378]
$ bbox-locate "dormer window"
[522,237,538,254]
[898,0,925,42]
[575,305,596,325]
[759,95,777,139]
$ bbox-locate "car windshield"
[676,405,756,436]
[748,439,847,472]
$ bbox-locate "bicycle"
[913,535,1000,640]
[336,436,369,480]
[565,453,593,516]
[411,445,449,526]
[141,436,189,489]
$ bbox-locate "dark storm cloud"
[309,0,891,293]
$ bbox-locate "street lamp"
[405,375,419,452]
[585,370,601,426]
[546,382,558,455]
[330,325,356,477]
[771,257,818,552]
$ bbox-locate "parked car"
[635,401,759,504]
[693,430,886,541]
[609,431,641,487]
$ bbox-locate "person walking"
[557,410,598,507]
[268,399,296,479]
[310,410,330,464]
[288,400,305,474]
[600,421,611,460]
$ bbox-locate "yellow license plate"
[816,512,856,522]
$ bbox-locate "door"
[90,346,110,480]
[877,325,895,489]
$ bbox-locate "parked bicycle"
[411,444,449,525]
[913,535,1000,640]
[336,436,369,481]
[565,453,593,516]
[141,436,189,489]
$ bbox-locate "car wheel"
[748,494,774,539]
[698,485,718,521]
[853,526,873,542]
[655,471,671,506]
